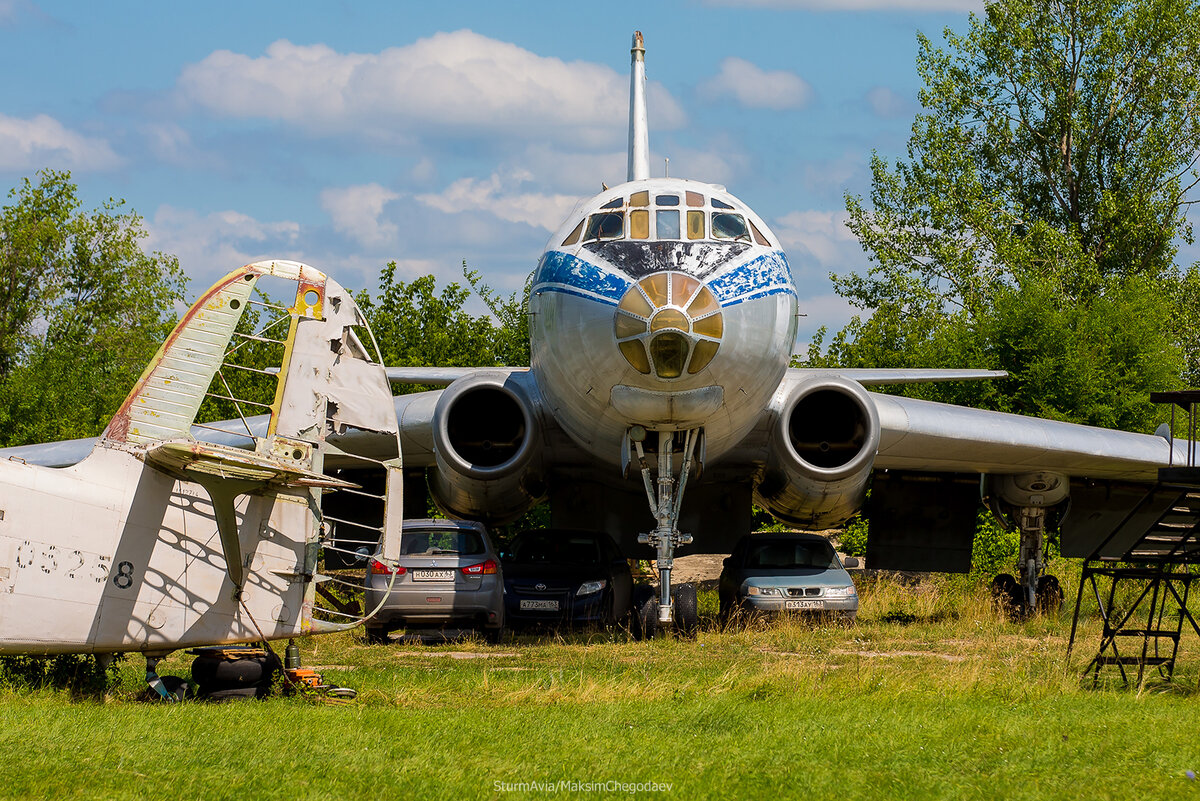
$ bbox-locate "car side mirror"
[842,556,860,569]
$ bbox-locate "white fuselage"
[0,445,314,654]
[529,177,797,464]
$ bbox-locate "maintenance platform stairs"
[1067,391,1200,686]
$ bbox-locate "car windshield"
[401,530,485,556]
[744,540,839,570]
[508,534,602,566]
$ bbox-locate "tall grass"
[0,574,1197,799]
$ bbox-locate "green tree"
[355,260,530,387]
[0,170,187,446]
[821,0,1200,431]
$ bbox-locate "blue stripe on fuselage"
[533,251,629,305]
[707,250,795,307]
[533,248,795,308]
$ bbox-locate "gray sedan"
[363,519,505,642]
[719,532,859,622]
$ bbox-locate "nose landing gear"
[630,426,701,635]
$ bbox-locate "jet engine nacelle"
[428,372,545,523]
[754,375,881,528]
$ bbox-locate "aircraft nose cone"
[613,271,724,379]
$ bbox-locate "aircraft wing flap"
[144,440,357,489]
[872,392,1183,480]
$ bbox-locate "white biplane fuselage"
[0,260,403,656]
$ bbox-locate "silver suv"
[363,519,505,642]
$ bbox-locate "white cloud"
[865,86,912,118]
[701,57,813,110]
[772,209,857,265]
[321,183,399,247]
[0,113,120,171]
[175,31,685,146]
[145,205,301,286]
[416,171,579,231]
[706,0,981,10]
[661,144,748,187]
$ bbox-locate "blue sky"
[0,0,984,346]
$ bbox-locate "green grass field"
[2,573,1199,800]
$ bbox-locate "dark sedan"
[500,529,634,628]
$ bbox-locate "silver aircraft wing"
[0,390,443,469]
[385,366,528,386]
[871,392,1185,480]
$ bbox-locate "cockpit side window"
[712,198,735,210]
[600,197,623,210]
[656,194,679,206]
[585,212,625,241]
[749,219,771,247]
[686,191,705,207]
[561,219,585,247]
[712,212,750,241]
[686,210,705,240]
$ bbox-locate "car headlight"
[824,586,857,598]
[747,586,778,596]
[577,580,607,597]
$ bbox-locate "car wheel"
[673,583,699,636]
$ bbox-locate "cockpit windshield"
[712,212,750,241]
[585,211,624,241]
[566,190,773,247]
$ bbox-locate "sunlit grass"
[1,574,1198,799]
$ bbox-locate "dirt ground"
[669,554,728,586]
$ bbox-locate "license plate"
[519,599,560,611]
[785,599,822,610]
[412,569,455,582]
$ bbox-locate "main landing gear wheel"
[632,585,658,641]
[990,573,1021,611]
[1036,574,1063,615]
[673,583,699,636]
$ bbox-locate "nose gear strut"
[632,427,698,628]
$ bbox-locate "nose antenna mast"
[627,31,650,182]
